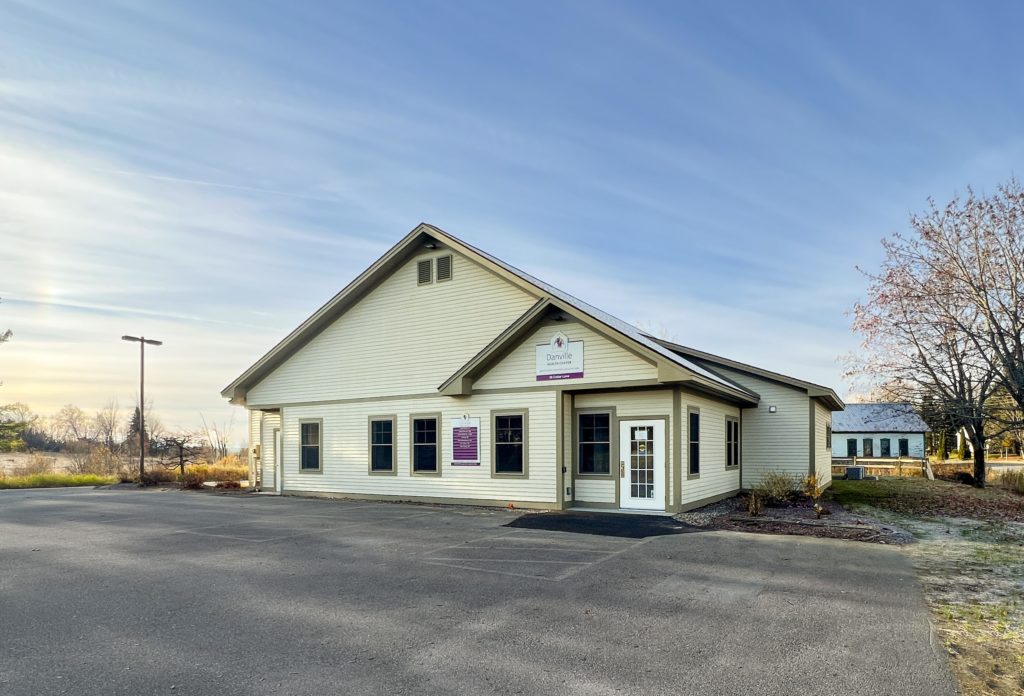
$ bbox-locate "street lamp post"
[122,335,162,482]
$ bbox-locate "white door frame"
[274,428,282,494]
[618,419,666,511]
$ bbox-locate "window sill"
[369,469,397,476]
[298,468,323,474]
[687,472,700,480]
[575,472,614,479]
[411,470,441,477]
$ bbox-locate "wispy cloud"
[2,0,1023,438]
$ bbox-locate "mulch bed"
[682,495,915,544]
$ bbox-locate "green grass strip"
[0,473,117,489]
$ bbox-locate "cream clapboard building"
[222,224,844,513]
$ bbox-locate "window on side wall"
[725,417,739,469]
[688,408,700,477]
[493,412,527,476]
[826,424,832,449]
[880,438,891,457]
[300,420,322,472]
[846,438,857,457]
[411,416,440,474]
[369,417,396,474]
[898,438,909,457]
[578,412,611,475]
[862,438,874,458]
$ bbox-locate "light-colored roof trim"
[648,337,845,411]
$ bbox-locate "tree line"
[849,178,1024,486]
[0,400,239,479]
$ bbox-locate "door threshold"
[571,507,673,516]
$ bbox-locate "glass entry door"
[618,420,665,511]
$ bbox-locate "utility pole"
[122,335,162,481]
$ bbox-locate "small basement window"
[417,259,432,285]
[436,254,453,282]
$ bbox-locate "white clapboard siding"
[475,319,657,390]
[711,366,811,487]
[248,409,262,485]
[260,412,281,490]
[814,401,832,486]
[278,392,557,504]
[574,389,673,507]
[680,391,741,505]
[247,251,537,407]
[833,432,926,459]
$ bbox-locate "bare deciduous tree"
[52,404,93,444]
[93,398,122,450]
[158,432,203,480]
[847,182,1024,486]
[904,181,1024,416]
[200,413,233,461]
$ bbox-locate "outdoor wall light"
[768,406,777,413]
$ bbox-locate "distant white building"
[831,403,929,459]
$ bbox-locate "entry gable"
[440,301,757,405]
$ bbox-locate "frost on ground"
[843,501,1024,696]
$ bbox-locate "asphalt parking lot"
[0,488,954,696]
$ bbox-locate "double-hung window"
[300,420,322,472]
[493,412,527,476]
[369,417,396,474]
[725,417,740,469]
[411,416,440,474]
[688,408,700,477]
[578,412,611,475]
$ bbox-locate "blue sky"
[2,1,1023,442]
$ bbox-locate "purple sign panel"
[451,417,480,465]
[537,371,584,381]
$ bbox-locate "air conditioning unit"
[846,466,865,480]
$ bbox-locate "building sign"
[451,416,480,465]
[536,331,584,381]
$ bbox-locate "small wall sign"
[451,416,480,465]
[536,331,584,381]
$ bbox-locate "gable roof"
[647,338,846,411]
[832,403,929,433]
[222,223,804,407]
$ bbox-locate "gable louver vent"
[417,259,432,285]
[436,254,452,282]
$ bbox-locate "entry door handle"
[619,460,625,477]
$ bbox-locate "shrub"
[999,469,1024,495]
[754,472,799,504]
[188,461,247,482]
[0,472,116,489]
[11,454,56,477]
[215,480,241,489]
[181,470,206,489]
[139,467,177,485]
[746,492,762,516]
